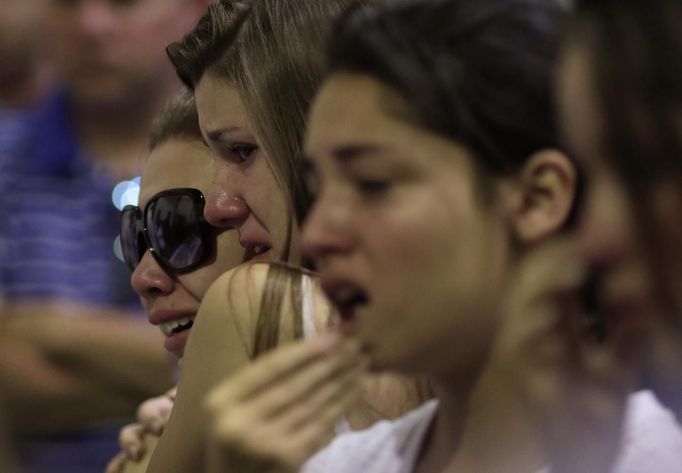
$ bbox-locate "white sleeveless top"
[302,391,682,473]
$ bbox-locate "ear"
[507,149,576,246]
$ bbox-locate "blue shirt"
[0,91,141,473]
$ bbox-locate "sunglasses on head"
[120,187,214,274]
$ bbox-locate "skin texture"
[194,73,301,265]
[557,39,682,421]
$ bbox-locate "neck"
[411,377,475,473]
[444,365,545,473]
[414,364,544,473]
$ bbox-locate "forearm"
[46,316,174,397]
[5,304,175,397]
[0,337,138,434]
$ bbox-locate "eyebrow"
[205,127,243,142]
[332,144,384,162]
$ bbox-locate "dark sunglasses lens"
[120,207,145,271]
[145,193,208,271]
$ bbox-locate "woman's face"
[302,73,511,378]
[194,71,300,264]
[131,138,246,358]
[557,40,682,418]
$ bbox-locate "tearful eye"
[229,144,257,163]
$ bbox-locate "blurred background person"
[0,0,54,159]
[0,0,54,111]
[0,0,210,472]
[558,0,682,437]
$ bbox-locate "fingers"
[204,335,364,473]
[105,451,128,473]
[116,387,177,465]
[136,391,175,435]
[249,361,360,434]
[119,423,145,461]
[206,334,354,410]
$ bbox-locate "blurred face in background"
[557,37,682,420]
[48,0,204,108]
[0,0,50,87]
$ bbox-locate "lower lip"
[164,328,192,358]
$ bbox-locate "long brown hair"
[570,0,682,315]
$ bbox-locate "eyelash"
[355,178,390,196]
[226,144,257,163]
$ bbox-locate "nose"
[131,251,174,302]
[577,173,633,270]
[78,0,116,39]
[204,185,250,230]
[301,190,354,267]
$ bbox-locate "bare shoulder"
[189,263,273,361]
[202,263,271,316]
[197,262,322,353]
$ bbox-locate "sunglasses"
[120,188,214,274]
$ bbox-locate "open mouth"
[244,244,272,262]
[323,281,369,326]
[159,316,196,337]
